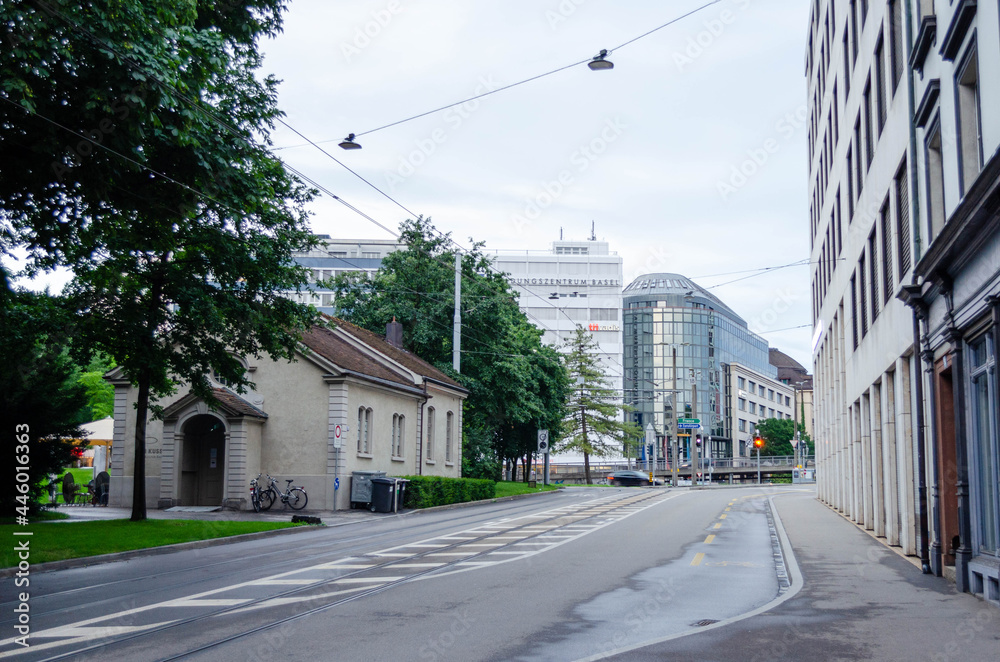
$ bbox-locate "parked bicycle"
[249,473,274,513]
[261,473,308,511]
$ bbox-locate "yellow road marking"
[713,523,722,529]
[719,514,727,519]
[725,507,731,511]
[704,535,715,544]
[691,552,705,566]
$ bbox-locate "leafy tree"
[754,417,813,456]
[1,290,84,515]
[557,327,642,484]
[2,1,321,520]
[334,218,569,479]
[75,353,116,422]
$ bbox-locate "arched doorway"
[180,415,226,506]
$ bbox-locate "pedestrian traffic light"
[753,436,764,449]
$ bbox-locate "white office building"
[808,0,1000,605]
[486,239,624,386]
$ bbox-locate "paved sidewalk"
[45,503,375,525]
[611,489,999,661]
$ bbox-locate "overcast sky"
[263,0,815,369]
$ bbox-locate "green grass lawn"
[494,481,560,498]
[1,519,302,568]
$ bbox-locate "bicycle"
[249,473,274,513]
[263,474,308,511]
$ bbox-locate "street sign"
[537,429,549,454]
[677,418,701,425]
[677,422,701,430]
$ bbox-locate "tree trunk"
[131,366,149,521]
[581,405,591,485]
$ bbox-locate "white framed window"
[968,332,998,556]
[391,414,405,458]
[426,408,435,461]
[357,406,372,454]
[956,44,982,196]
[445,411,454,463]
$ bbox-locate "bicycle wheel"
[287,488,308,510]
[260,488,276,511]
[251,489,262,513]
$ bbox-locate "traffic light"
[695,434,702,446]
[753,436,765,449]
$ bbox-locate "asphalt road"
[0,486,798,661]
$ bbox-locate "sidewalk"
[45,503,374,525]
[613,489,999,661]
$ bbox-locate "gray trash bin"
[351,470,386,509]
[370,477,397,513]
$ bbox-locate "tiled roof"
[323,316,464,390]
[299,325,414,388]
[211,388,268,419]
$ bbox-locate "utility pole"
[453,252,461,373]
[691,372,699,486]
[671,347,679,488]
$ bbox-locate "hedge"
[398,476,496,509]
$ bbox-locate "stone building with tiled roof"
[106,318,467,511]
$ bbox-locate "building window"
[875,37,887,138]
[739,398,746,411]
[863,77,874,171]
[895,160,912,278]
[750,402,757,415]
[889,0,904,93]
[925,119,947,240]
[786,395,791,407]
[768,389,775,401]
[859,257,869,338]
[880,196,893,305]
[392,414,405,458]
[357,406,372,454]
[851,273,860,349]
[748,380,756,392]
[739,419,747,433]
[738,376,746,389]
[769,408,775,418]
[956,46,982,196]
[426,407,435,461]
[968,332,998,555]
[361,251,379,259]
[759,385,766,398]
[445,411,454,463]
[854,118,864,194]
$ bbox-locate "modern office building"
[622,273,793,465]
[286,236,406,313]
[808,0,999,604]
[487,238,624,385]
[769,347,815,439]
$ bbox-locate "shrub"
[398,476,496,509]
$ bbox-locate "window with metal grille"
[851,273,859,349]
[875,38,887,137]
[895,161,911,277]
[890,0,904,93]
[880,196,893,305]
[863,77,874,171]
[859,257,869,338]
[869,229,879,320]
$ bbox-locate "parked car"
[607,470,662,486]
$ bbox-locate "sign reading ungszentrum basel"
[508,278,621,287]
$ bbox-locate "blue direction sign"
[677,423,701,429]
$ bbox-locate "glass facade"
[623,273,775,462]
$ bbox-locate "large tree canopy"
[754,417,813,457]
[2,1,322,519]
[334,218,569,479]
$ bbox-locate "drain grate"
[693,619,719,627]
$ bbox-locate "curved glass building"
[623,273,776,462]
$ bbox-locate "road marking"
[719,514,727,519]
[691,553,705,566]
[713,523,722,529]
[725,507,731,511]
[704,535,715,544]
[334,577,403,584]
[251,579,318,585]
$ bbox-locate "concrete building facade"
[808,0,1000,605]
